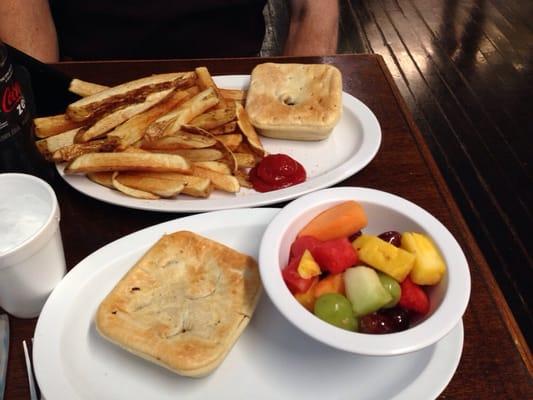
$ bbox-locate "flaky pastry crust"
[245,63,342,140]
[96,231,261,377]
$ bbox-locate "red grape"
[359,307,411,334]
[378,231,402,247]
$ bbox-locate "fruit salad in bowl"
[259,187,471,356]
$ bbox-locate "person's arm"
[0,0,59,62]
[283,0,339,56]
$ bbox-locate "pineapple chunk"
[401,232,446,285]
[352,234,373,251]
[297,249,322,279]
[356,235,415,282]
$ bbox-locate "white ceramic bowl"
[259,187,471,356]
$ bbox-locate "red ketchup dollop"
[249,154,306,192]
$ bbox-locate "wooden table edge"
[373,54,532,375]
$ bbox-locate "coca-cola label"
[0,59,29,143]
[2,80,23,113]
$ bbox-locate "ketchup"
[249,154,306,192]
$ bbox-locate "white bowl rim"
[258,187,471,356]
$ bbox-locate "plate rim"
[56,75,382,213]
[33,208,280,400]
[33,207,463,400]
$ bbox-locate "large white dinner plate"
[34,208,463,400]
[57,75,381,212]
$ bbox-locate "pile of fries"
[34,67,267,200]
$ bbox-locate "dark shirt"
[50,0,267,60]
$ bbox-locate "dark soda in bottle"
[0,42,42,173]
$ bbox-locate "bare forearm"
[0,0,59,62]
[283,0,339,56]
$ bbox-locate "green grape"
[314,293,358,331]
[378,272,401,308]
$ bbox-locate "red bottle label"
[0,57,29,143]
[1,80,23,113]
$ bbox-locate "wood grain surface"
[2,55,531,399]
[335,0,533,348]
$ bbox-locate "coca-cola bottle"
[0,41,43,173]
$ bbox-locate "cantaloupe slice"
[294,280,318,311]
[314,273,345,298]
[297,201,368,241]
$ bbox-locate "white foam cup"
[0,173,66,318]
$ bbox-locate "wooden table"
[3,55,532,399]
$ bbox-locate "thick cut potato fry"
[108,88,197,150]
[234,152,257,168]
[234,169,253,188]
[219,88,246,102]
[36,128,79,158]
[36,67,271,202]
[194,67,223,100]
[189,106,236,130]
[87,171,114,188]
[159,88,220,138]
[69,79,108,97]
[65,152,191,174]
[161,148,223,161]
[52,139,116,162]
[33,114,84,138]
[141,132,217,150]
[181,125,237,172]
[216,133,242,151]
[114,173,184,198]
[191,165,239,193]
[67,72,195,122]
[111,172,160,200]
[142,85,203,128]
[209,121,237,135]
[193,161,231,174]
[75,88,174,143]
[234,141,255,154]
[145,87,219,141]
[236,102,266,157]
[116,171,213,198]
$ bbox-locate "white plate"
[34,208,463,400]
[57,75,381,212]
